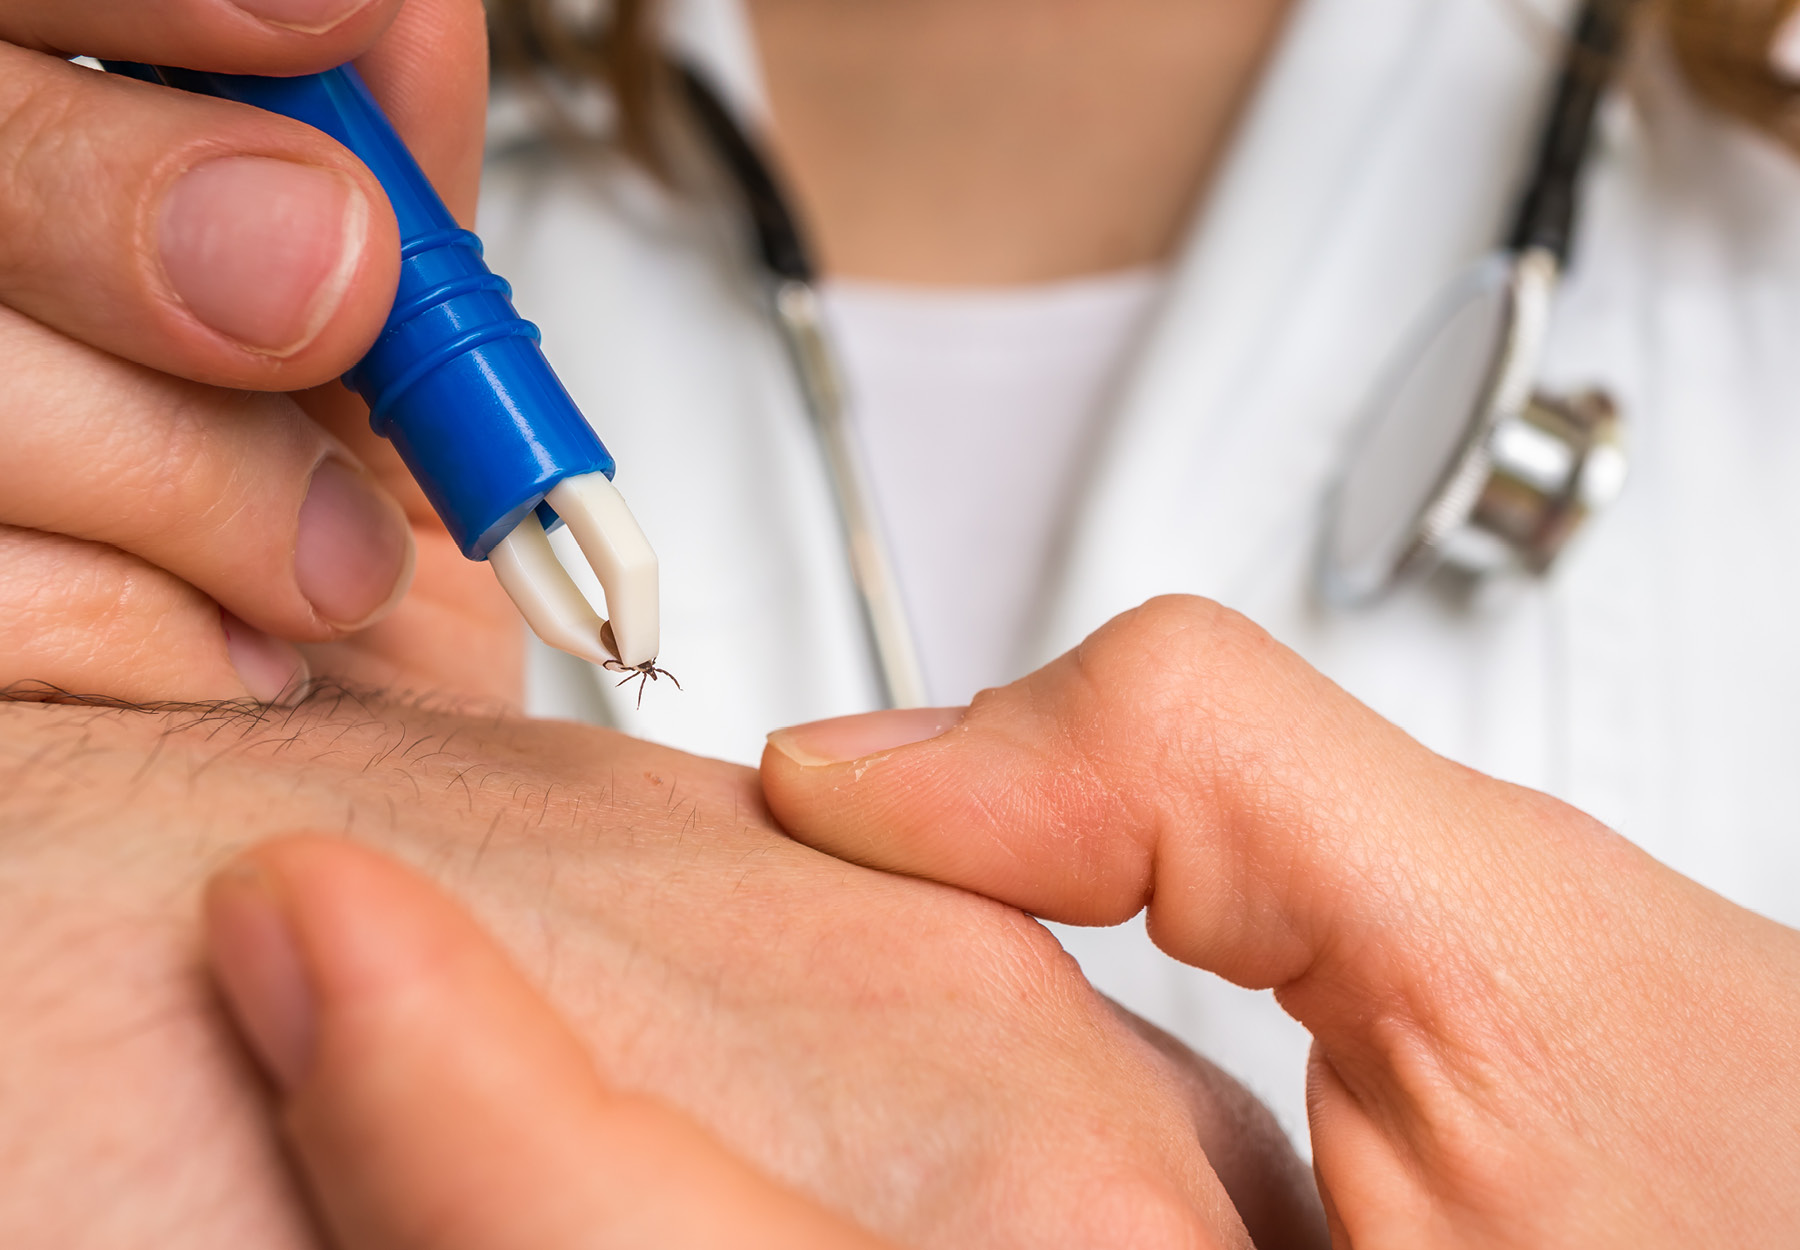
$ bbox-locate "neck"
[745,0,1294,285]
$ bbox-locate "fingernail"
[294,458,415,629]
[767,706,966,767]
[229,0,372,34]
[205,859,316,1093]
[159,157,367,356]
[222,609,310,701]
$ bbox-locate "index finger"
[4,0,407,73]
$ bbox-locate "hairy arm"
[0,691,1312,1249]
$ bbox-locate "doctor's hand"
[0,0,521,707]
[204,836,891,1250]
[763,596,1800,1247]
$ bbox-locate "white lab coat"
[480,0,1800,1144]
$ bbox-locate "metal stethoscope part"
[1321,246,1629,605]
[1321,0,1638,606]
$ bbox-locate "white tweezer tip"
[488,472,661,673]
[546,473,660,668]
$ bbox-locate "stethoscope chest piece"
[1320,248,1627,607]
[1321,0,1638,609]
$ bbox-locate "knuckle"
[1068,598,1225,732]
[1081,597,1257,689]
[1089,596,1291,729]
[919,888,1091,1006]
[0,526,212,686]
[978,906,1088,996]
[48,540,181,633]
[0,64,97,274]
[1062,599,1312,838]
[1135,595,1271,671]
[2,313,309,567]
[132,385,247,532]
[98,381,314,552]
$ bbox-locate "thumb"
[203,835,887,1250]
[764,595,1584,1005]
[762,597,1800,1242]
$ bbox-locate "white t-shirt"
[822,272,1169,705]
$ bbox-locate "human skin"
[202,835,899,1250]
[763,596,1800,1246]
[0,691,1326,1250]
[207,837,1324,1250]
[746,0,1294,284]
[0,8,1327,1242]
[0,0,514,704]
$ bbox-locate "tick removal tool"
[103,61,662,682]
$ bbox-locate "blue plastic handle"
[105,62,614,560]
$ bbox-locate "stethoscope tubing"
[1508,0,1639,264]
[674,0,1644,685]
[678,65,931,710]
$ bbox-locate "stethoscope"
[676,0,1636,708]
[1320,0,1635,606]
[677,64,930,709]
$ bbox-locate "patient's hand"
[0,692,1319,1249]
